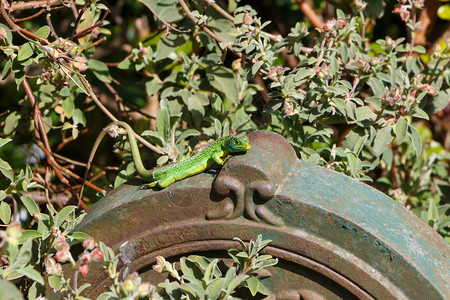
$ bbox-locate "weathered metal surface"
[74,130,450,299]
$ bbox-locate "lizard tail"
[80,121,155,202]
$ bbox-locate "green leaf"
[35,26,50,39]
[156,107,170,142]
[0,190,6,201]
[13,239,32,268]
[72,108,86,127]
[62,98,74,118]
[0,279,24,300]
[117,58,131,69]
[155,33,187,62]
[142,130,165,147]
[0,24,13,45]
[407,125,422,157]
[55,205,77,227]
[187,94,206,128]
[176,129,200,143]
[48,274,62,291]
[87,59,111,83]
[367,77,385,97]
[17,43,34,61]
[395,116,408,144]
[356,106,377,122]
[413,45,426,54]
[206,66,239,104]
[145,78,160,96]
[428,200,439,221]
[4,111,20,136]
[18,230,42,244]
[114,170,129,188]
[70,231,90,242]
[204,259,219,282]
[0,138,12,148]
[0,158,13,181]
[20,194,39,216]
[16,267,44,285]
[1,59,12,80]
[0,202,11,224]
[346,152,358,176]
[206,278,225,300]
[371,125,394,157]
[59,87,70,97]
[246,276,259,297]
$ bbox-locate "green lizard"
[80,121,250,198]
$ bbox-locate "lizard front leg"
[212,151,225,165]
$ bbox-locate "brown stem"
[138,0,190,33]
[178,0,240,57]
[69,0,92,40]
[46,13,59,39]
[10,0,61,11]
[205,0,282,42]
[82,36,107,52]
[295,0,324,29]
[72,9,110,39]
[23,78,90,210]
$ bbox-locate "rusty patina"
[73,131,450,299]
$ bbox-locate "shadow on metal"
[73,131,450,299]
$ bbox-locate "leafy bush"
[0,0,449,297]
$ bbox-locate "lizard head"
[225,136,251,153]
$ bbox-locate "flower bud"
[231,58,242,71]
[122,278,135,293]
[356,59,370,72]
[243,13,253,25]
[336,18,347,29]
[91,248,104,262]
[45,257,60,275]
[56,236,70,252]
[79,263,89,276]
[0,28,7,40]
[323,20,336,31]
[54,250,69,262]
[83,237,95,250]
[137,282,154,297]
[354,0,367,12]
[108,262,117,278]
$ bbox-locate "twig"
[359,11,366,41]
[23,78,90,210]
[10,0,61,11]
[72,9,110,39]
[205,0,282,43]
[46,13,59,39]
[178,0,241,57]
[295,0,324,29]
[65,62,166,155]
[81,36,107,52]
[69,0,91,40]
[137,0,190,33]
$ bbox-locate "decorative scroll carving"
[206,131,297,226]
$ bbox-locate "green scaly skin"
[80,121,251,197]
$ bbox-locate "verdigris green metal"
[74,131,450,299]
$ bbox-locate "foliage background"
[0,0,449,297]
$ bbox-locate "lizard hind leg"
[139,175,177,189]
[139,181,158,190]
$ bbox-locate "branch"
[10,0,61,11]
[137,0,190,33]
[205,0,282,43]
[295,0,324,29]
[23,78,90,210]
[178,0,240,56]
[69,0,91,40]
